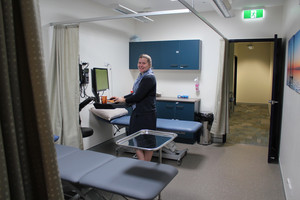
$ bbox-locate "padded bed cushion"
[111,116,202,133]
[110,115,202,143]
[55,144,178,200]
[79,157,178,200]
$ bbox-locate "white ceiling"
[90,0,285,14]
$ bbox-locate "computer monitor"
[91,67,109,103]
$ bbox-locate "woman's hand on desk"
[110,96,125,103]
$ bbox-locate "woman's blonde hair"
[139,54,152,68]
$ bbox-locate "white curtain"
[47,25,83,148]
[210,39,229,136]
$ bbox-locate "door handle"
[268,100,279,105]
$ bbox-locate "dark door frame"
[233,56,237,106]
[229,35,285,163]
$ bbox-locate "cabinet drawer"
[156,101,196,121]
[156,101,175,119]
[174,102,194,121]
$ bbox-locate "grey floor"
[89,104,285,200]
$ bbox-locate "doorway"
[227,37,284,163]
[228,41,273,146]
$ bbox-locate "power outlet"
[287,178,293,190]
[104,62,110,67]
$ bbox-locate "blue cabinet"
[129,41,161,69]
[160,41,179,69]
[156,98,200,121]
[129,40,201,70]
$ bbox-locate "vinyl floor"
[87,103,285,200]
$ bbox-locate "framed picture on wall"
[287,29,300,94]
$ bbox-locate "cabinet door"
[156,101,175,119]
[129,42,144,69]
[178,40,201,70]
[174,102,195,120]
[160,41,180,69]
[144,42,161,69]
[129,42,161,69]
[160,40,201,70]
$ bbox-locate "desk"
[93,102,128,109]
[116,130,177,163]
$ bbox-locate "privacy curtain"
[47,25,83,148]
[210,39,230,136]
[0,0,63,199]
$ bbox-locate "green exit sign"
[243,9,264,19]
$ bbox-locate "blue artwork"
[287,30,300,93]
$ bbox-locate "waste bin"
[195,112,214,145]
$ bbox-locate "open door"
[268,35,285,163]
[229,36,285,163]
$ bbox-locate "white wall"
[40,0,136,148]
[279,1,300,199]
[39,1,286,150]
[78,22,136,148]
[203,6,284,39]
[131,5,285,112]
[133,13,222,113]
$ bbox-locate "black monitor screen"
[92,68,109,102]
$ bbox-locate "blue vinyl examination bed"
[90,107,203,144]
[111,115,203,144]
[55,144,178,200]
[90,108,203,165]
[111,116,203,165]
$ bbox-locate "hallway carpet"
[228,103,270,146]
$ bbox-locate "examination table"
[90,107,203,165]
[90,107,203,144]
[55,144,178,200]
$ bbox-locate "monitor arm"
[79,97,95,112]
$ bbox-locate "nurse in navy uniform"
[111,54,157,161]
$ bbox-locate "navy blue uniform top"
[125,74,156,114]
[125,73,157,135]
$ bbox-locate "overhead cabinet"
[129,40,202,70]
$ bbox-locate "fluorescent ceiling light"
[212,0,234,18]
[114,4,154,23]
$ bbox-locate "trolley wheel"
[177,159,182,166]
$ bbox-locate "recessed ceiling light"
[248,44,254,50]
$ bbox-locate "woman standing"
[112,54,156,161]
